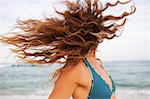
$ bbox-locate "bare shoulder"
[48,63,85,99]
[56,63,84,84]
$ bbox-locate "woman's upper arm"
[48,66,80,99]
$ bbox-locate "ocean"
[0,61,150,99]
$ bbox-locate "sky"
[0,0,149,63]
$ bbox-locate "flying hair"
[0,0,136,81]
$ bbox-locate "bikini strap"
[83,56,93,69]
[83,55,94,96]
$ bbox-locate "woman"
[0,0,136,99]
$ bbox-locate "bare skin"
[48,51,116,99]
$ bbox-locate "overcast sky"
[0,0,149,63]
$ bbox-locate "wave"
[116,88,150,99]
[117,83,150,89]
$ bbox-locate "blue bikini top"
[83,56,116,99]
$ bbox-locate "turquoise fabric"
[83,56,116,99]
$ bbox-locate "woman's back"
[49,58,91,99]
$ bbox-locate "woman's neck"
[84,51,103,69]
[85,51,97,64]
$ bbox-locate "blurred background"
[0,0,149,99]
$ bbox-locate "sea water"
[0,61,150,99]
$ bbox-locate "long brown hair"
[0,0,136,81]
